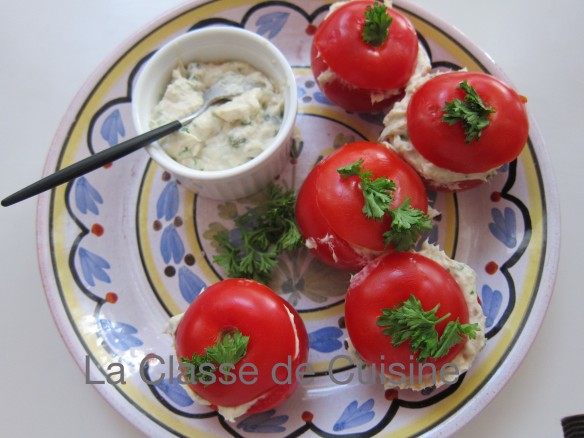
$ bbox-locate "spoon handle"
[1,120,182,207]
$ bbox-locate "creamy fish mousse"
[150,61,285,171]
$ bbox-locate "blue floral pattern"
[333,399,376,432]
[489,207,517,248]
[314,91,332,105]
[98,318,143,352]
[178,267,206,303]
[255,12,290,39]
[100,109,126,146]
[297,86,306,98]
[161,224,185,264]
[78,247,111,287]
[155,378,195,408]
[157,181,179,221]
[237,410,288,433]
[481,285,503,328]
[75,176,103,215]
[308,326,344,353]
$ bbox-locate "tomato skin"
[310,43,404,113]
[311,1,418,112]
[295,164,367,270]
[407,71,529,174]
[345,252,470,379]
[174,279,309,414]
[295,142,428,271]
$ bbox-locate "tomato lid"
[407,71,529,174]
[314,1,419,90]
[315,142,427,252]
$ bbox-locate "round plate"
[37,1,559,436]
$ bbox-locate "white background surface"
[0,0,582,437]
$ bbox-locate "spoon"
[1,84,243,207]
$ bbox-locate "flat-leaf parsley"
[213,184,302,284]
[442,80,496,143]
[337,159,432,251]
[377,294,480,362]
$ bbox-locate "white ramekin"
[132,26,297,201]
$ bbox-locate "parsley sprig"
[362,1,393,47]
[337,159,432,251]
[181,330,249,383]
[213,184,302,284]
[377,294,480,362]
[442,80,496,143]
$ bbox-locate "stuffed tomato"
[345,243,486,390]
[311,0,427,113]
[173,279,309,422]
[380,70,529,190]
[296,141,431,271]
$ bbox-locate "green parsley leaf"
[337,159,366,179]
[338,158,395,220]
[205,331,249,367]
[362,1,393,47]
[181,329,249,383]
[377,294,480,362]
[337,159,430,251]
[383,197,432,251]
[278,219,303,251]
[442,79,497,143]
[212,184,302,284]
[431,318,479,359]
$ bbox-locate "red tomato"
[295,142,428,271]
[311,1,419,112]
[345,252,470,380]
[174,279,309,415]
[407,71,529,174]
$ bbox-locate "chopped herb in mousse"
[213,184,302,284]
[151,61,284,171]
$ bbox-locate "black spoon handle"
[1,120,181,207]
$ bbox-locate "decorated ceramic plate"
[36,0,559,436]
